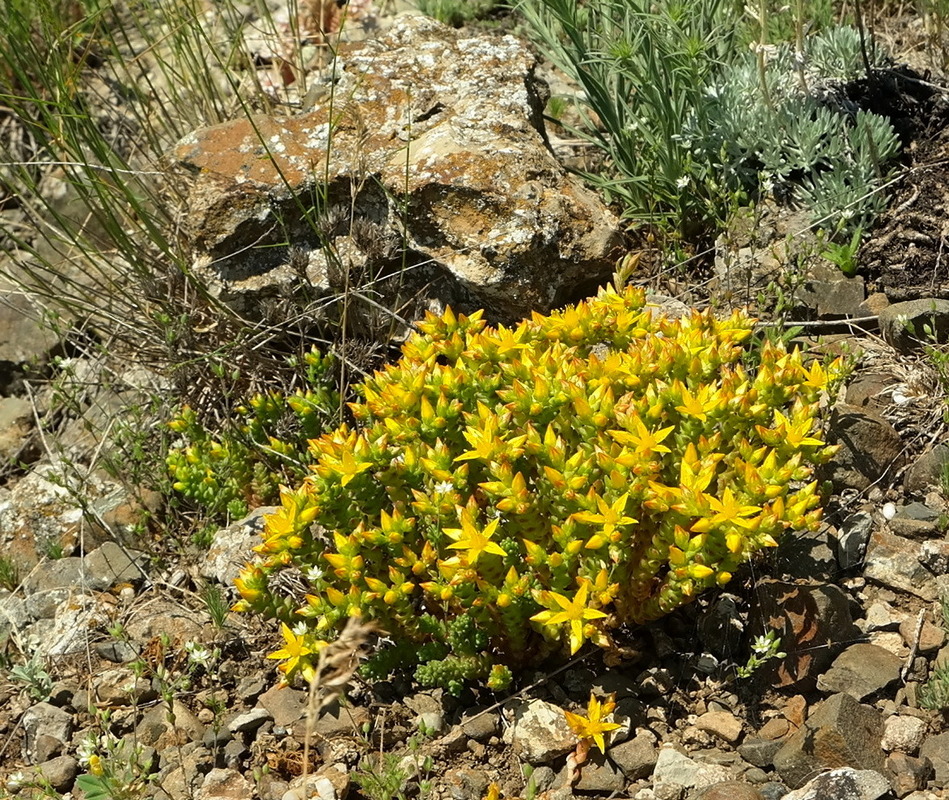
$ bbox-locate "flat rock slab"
[781,767,891,800]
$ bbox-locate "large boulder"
[172,15,622,325]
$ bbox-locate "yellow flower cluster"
[234,285,842,688]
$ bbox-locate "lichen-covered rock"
[172,15,621,324]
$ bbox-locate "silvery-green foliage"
[700,27,900,236]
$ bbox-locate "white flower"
[76,735,98,766]
[185,641,213,667]
[434,481,454,495]
[306,565,324,583]
[675,176,689,189]
[5,771,27,791]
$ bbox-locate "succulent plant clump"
[234,285,842,692]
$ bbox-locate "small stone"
[445,767,491,800]
[196,767,255,800]
[459,709,499,742]
[863,601,899,632]
[691,781,764,800]
[918,731,949,785]
[887,753,933,798]
[610,732,658,780]
[879,298,949,353]
[863,530,937,601]
[33,755,79,792]
[94,640,140,664]
[757,718,790,740]
[905,444,949,496]
[780,767,891,800]
[899,617,946,655]
[653,782,685,800]
[868,631,907,657]
[822,404,904,492]
[738,738,784,769]
[569,750,626,793]
[308,700,370,740]
[258,685,307,728]
[227,707,272,735]
[21,702,72,765]
[136,700,205,747]
[696,711,744,745]
[82,541,144,590]
[815,643,901,700]
[835,511,874,570]
[881,716,929,754]
[93,666,158,706]
[503,699,576,764]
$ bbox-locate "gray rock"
[502,698,577,764]
[759,782,791,800]
[567,750,626,793]
[879,298,949,353]
[200,507,274,586]
[881,716,929,754]
[196,767,255,800]
[918,730,949,786]
[773,693,884,789]
[309,700,370,739]
[835,511,874,570]
[227,707,272,735]
[32,755,78,792]
[738,738,785,769]
[136,700,206,747]
[0,592,29,641]
[864,530,938,601]
[780,768,891,800]
[889,502,941,538]
[94,666,158,706]
[815,643,902,700]
[83,541,145,590]
[691,782,765,800]
[21,702,72,765]
[905,444,949,495]
[23,557,83,595]
[258,685,307,729]
[459,709,499,742]
[610,732,658,780]
[821,404,904,491]
[444,767,492,800]
[919,539,949,578]
[25,587,71,620]
[173,15,621,324]
[94,639,140,663]
[653,746,733,790]
[798,274,866,319]
[863,600,900,632]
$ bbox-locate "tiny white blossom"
[185,641,213,667]
[306,565,324,583]
[434,481,454,495]
[292,621,308,636]
[4,772,27,792]
[675,176,689,189]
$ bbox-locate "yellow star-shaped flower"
[267,623,323,678]
[564,692,622,754]
[444,514,506,565]
[531,580,607,654]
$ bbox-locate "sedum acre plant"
[167,348,340,522]
[234,286,842,692]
